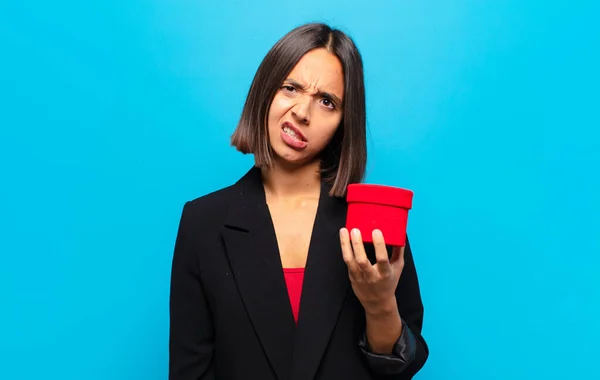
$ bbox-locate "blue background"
[1,1,599,379]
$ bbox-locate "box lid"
[346,183,414,209]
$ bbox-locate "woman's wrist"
[364,296,399,319]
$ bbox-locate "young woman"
[169,23,429,380]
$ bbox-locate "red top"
[283,268,305,324]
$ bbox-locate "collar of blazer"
[221,166,351,380]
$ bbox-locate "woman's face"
[267,48,344,167]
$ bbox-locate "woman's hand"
[340,228,405,316]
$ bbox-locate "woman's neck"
[260,159,321,199]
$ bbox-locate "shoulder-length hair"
[230,23,366,197]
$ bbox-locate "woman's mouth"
[280,122,308,149]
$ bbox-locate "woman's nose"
[292,98,310,125]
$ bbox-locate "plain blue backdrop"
[1,1,599,379]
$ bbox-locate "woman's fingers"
[341,228,403,282]
[340,228,361,278]
[350,229,377,279]
[391,245,406,271]
[372,229,392,276]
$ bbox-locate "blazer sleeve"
[358,237,430,379]
[169,202,216,380]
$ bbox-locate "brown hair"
[230,23,367,197]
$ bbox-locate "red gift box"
[346,184,414,247]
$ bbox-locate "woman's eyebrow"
[284,78,343,104]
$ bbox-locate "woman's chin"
[272,150,317,169]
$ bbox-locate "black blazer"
[169,166,428,380]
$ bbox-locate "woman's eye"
[283,85,296,92]
[322,98,335,109]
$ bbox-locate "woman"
[169,23,429,380]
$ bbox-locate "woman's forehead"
[287,49,344,98]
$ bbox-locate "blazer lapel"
[221,167,296,380]
[290,180,350,380]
